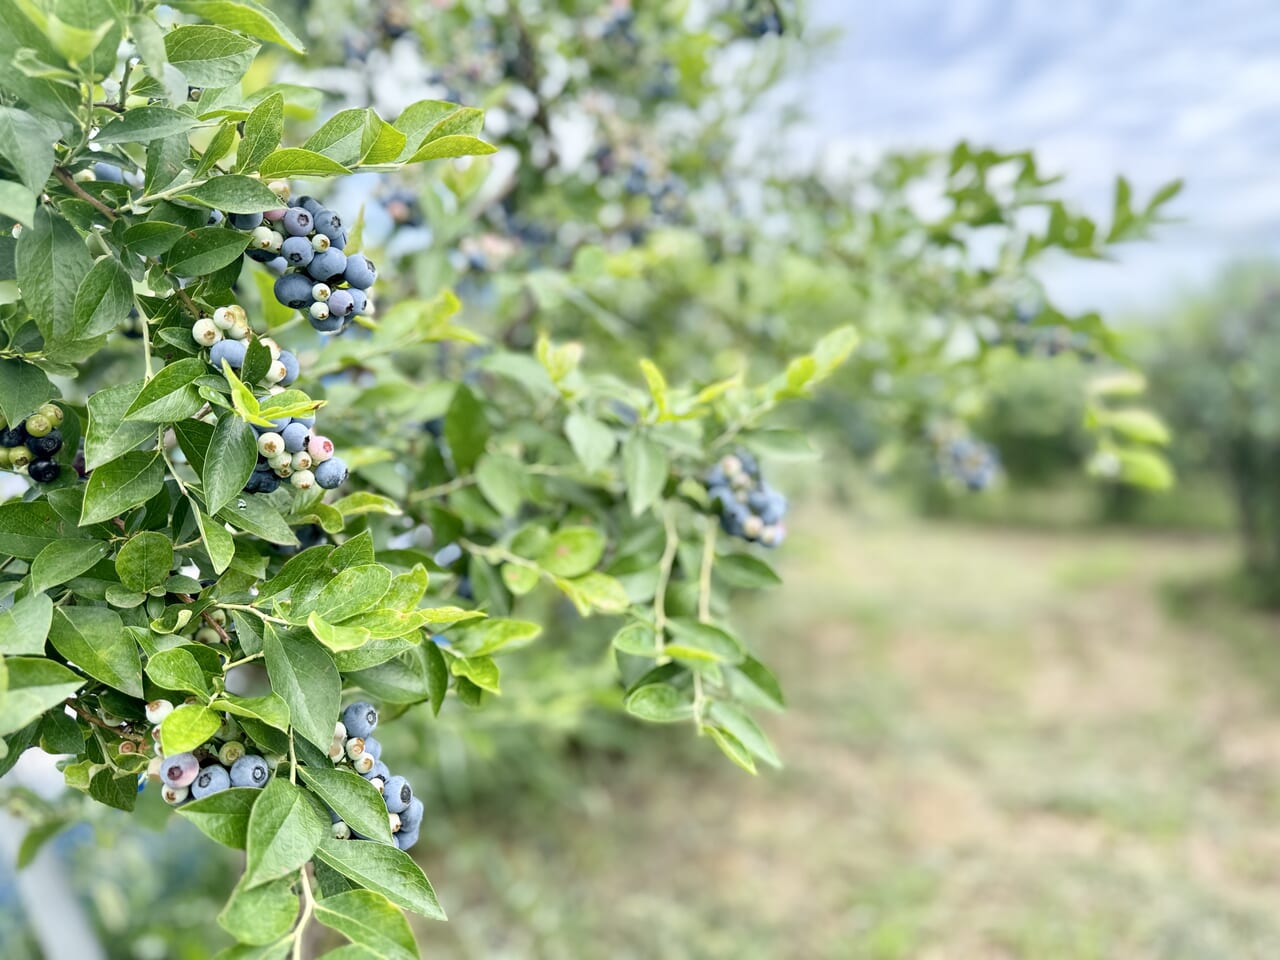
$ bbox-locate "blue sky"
[798,0,1280,314]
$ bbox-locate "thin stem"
[292,866,316,960]
[158,433,191,498]
[119,169,259,214]
[54,167,118,221]
[288,731,297,786]
[222,652,264,671]
[221,603,290,626]
[698,516,716,623]
[408,474,477,503]
[653,503,679,653]
[64,697,145,743]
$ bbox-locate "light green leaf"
[164,227,251,277]
[625,683,693,723]
[538,526,604,578]
[307,612,371,653]
[163,24,259,87]
[404,134,496,163]
[564,413,616,471]
[262,624,340,750]
[450,655,499,694]
[161,703,221,754]
[257,148,349,179]
[176,787,261,848]
[79,451,165,525]
[170,0,305,54]
[213,692,290,732]
[475,452,523,516]
[314,890,418,960]
[219,873,299,946]
[48,607,142,698]
[86,379,155,470]
[180,175,283,214]
[623,435,668,516]
[298,766,394,845]
[115,531,173,592]
[145,646,211,696]
[0,658,84,738]
[0,593,54,655]
[313,837,446,920]
[125,358,207,422]
[235,92,283,173]
[94,106,197,144]
[244,777,326,888]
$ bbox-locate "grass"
[404,502,1280,959]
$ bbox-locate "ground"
[408,503,1280,959]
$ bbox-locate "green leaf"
[217,495,300,546]
[1103,408,1171,446]
[257,148,350,179]
[89,767,138,811]
[204,412,259,516]
[124,221,187,257]
[161,703,221,754]
[244,777,327,888]
[391,100,460,160]
[313,837,446,920]
[16,206,91,343]
[706,726,757,774]
[314,890,419,960]
[404,134,496,163]
[450,655,499,694]
[262,624,340,750]
[219,873,299,946]
[0,181,36,227]
[163,24,260,87]
[125,358,206,422]
[451,619,540,658]
[79,451,165,525]
[0,593,54,655]
[196,120,239,177]
[170,0,305,54]
[612,621,660,657]
[707,701,779,768]
[165,227,252,277]
[181,175,284,214]
[0,358,55,427]
[559,572,629,614]
[0,658,83,737]
[213,692,290,732]
[115,531,173,592]
[330,492,402,519]
[0,501,86,560]
[29,540,111,594]
[0,107,54,192]
[564,413,616,471]
[196,508,236,574]
[86,379,155,469]
[623,435,668,516]
[444,384,488,472]
[665,618,744,665]
[304,108,375,165]
[307,612,371,653]
[538,526,604,578]
[72,256,134,339]
[474,452,523,516]
[235,92,283,173]
[425,641,448,716]
[16,818,72,868]
[624,684,693,723]
[298,766,394,845]
[309,565,392,625]
[48,607,142,697]
[734,655,785,710]
[94,106,197,144]
[176,786,261,848]
[146,646,211,696]
[713,553,782,589]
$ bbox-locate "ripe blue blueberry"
[313,209,344,241]
[382,775,412,813]
[399,796,424,833]
[395,827,419,851]
[363,760,391,783]
[330,230,348,251]
[433,543,463,568]
[343,253,377,289]
[278,350,300,386]
[26,430,62,458]
[310,312,343,334]
[281,235,314,267]
[206,209,224,226]
[230,754,270,788]
[327,289,354,319]
[307,248,347,283]
[191,764,231,798]
[360,736,382,763]
[92,162,124,183]
[282,207,313,236]
[247,247,277,262]
[243,470,280,494]
[264,255,288,276]
[28,460,60,483]
[296,196,325,216]
[274,272,315,309]
[293,415,316,429]
[349,288,367,314]
[161,752,200,788]
[341,701,378,738]
[314,456,348,489]
[229,212,263,230]
[281,421,309,453]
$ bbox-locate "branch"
[53,166,117,222]
[64,697,145,742]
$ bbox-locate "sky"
[797,0,1280,315]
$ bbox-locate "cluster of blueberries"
[936,435,1001,492]
[224,189,378,335]
[0,404,65,484]
[193,303,349,494]
[705,451,788,548]
[329,701,424,852]
[147,700,271,805]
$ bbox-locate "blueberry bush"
[0,2,1177,956]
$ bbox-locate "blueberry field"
[0,2,1274,959]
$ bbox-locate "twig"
[53,166,117,221]
[64,697,145,743]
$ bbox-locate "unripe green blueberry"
[352,753,375,775]
[250,225,275,250]
[192,317,223,346]
[331,820,351,840]
[258,337,282,360]
[208,608,227,626]
[345,737,366,760]
[262,360,287,385]
[311,234,330,252]
[268,179,290,200]
[742,515,764,539]
[218,741,246,765]
[310,301,330,321]
[389,811,402,834]
[327,738,346,763]
[212,306,235,330]
[37,403,63,426]
[265,230,283,253]
[24,414,51,437]
[311,283,331,302]
[258,432,285,457]
[0,448,9,469]
[162,784,189,805]
[195,626,222,644]
[226,319,250,340]
[290,468,315,490]
[145,699,174,724]
[291,450,312,471]
[8,447,32,468]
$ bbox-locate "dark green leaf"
[204,412,258,515]
[244,777,326,888]
[314,890,419,960]
[80,451,165,525]
[176,786,261,848]
[313,837,446,920]
[48,606,142,697]
[163,24,260,87]
[94,106,198,144]
[115,531,173,592]
[181,175,283,214]
[85,379,155,470]
[0,658,84,737]
[262,624,340,750]
[165,227,252,277]
[298,766,394,845]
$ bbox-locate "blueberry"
[28,460,60,483]
[341,701,378,738]
[343,253,377,290]
[330,230,348,252]
[230,754,270,788]
[361,736,382,762]
[191,764,231,798]
[253,414,293,433]
[264,256,288,276]
[433,543,463,568]
[395,827,419,851]
[229,212,263,230]
[281,235,314,267]
[161,752,200,788]
[310,312,343,334]
[306,248,347,283]
[0,424,27,447]
[313,209,344,241]
[207,209,224,226]
[362,760,391,783]
[382,775,412,813]
[26,430,62,458]
[349,288,367,314]
[274,272,315,309]
[293,415,316,429]
[400,796,424,832]
[282,207,313,236]
[247,246,278,262]
[278,350,300,386]
[243,471,280,494]
[328,289,355,319]
[314,456,348,489]
[92,162,124,183]
[296,196,325,216]
[281,421,309,453]
[456,576,474,601]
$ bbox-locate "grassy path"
[415,507,1280,959]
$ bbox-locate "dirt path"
[416,508,1280,959]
